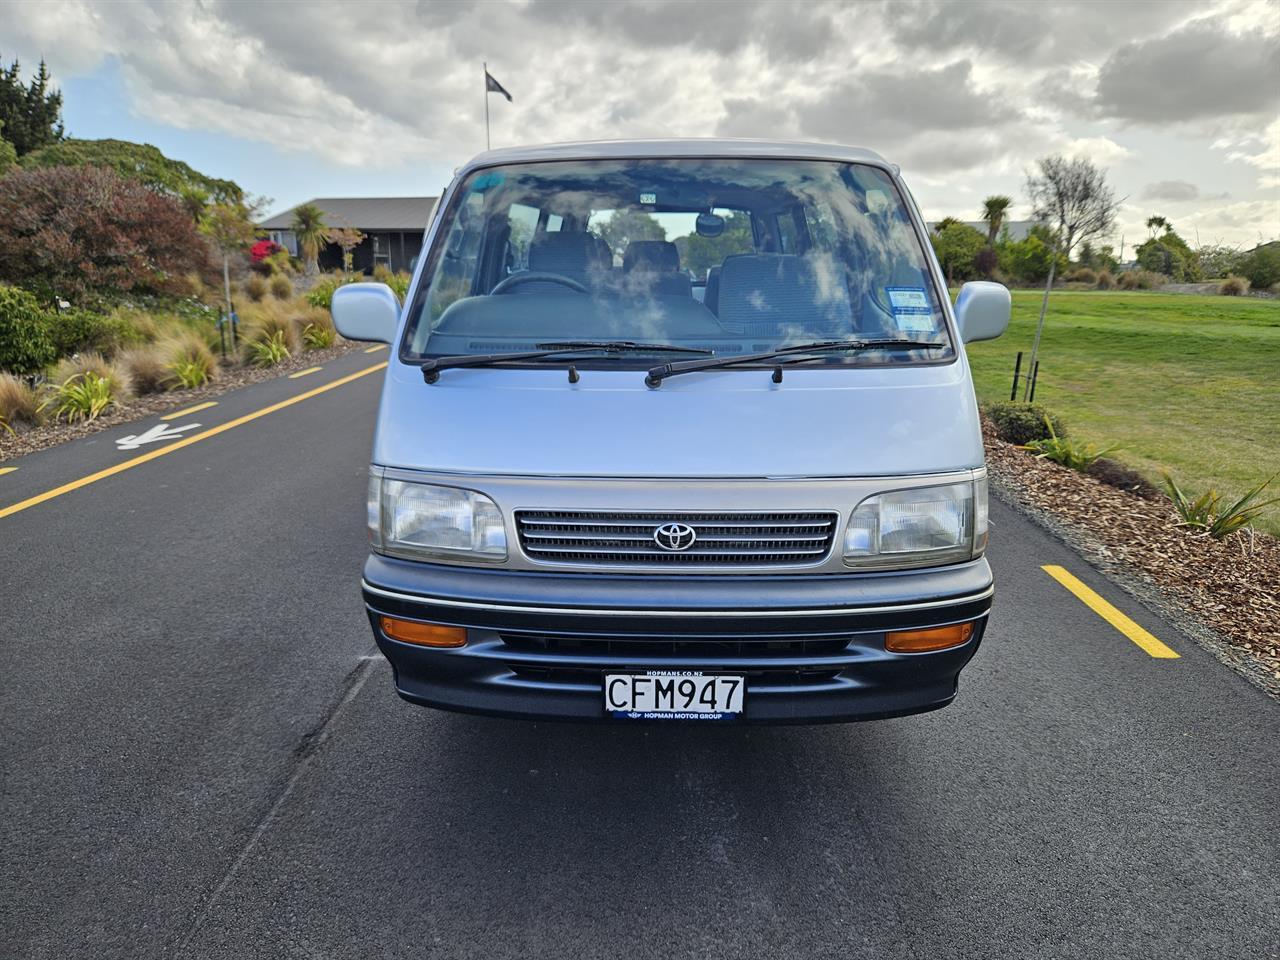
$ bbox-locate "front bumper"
[361,554,994,724]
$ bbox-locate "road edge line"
[0,362,387,522]
[1042,564,1180,659]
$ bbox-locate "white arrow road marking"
[115,422,202,451]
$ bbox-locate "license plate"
[604,671,745,720]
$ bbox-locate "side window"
[506,202,539,270]
[430,190,485,321]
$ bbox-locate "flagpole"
[483,61,490,151]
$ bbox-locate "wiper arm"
[422,341,712,383]
[644,339,945,388]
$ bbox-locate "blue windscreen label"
[885,287,931,313]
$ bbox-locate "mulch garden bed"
[0,340,367,461]
[983,418,1280,697]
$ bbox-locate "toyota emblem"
[653,522,697,551]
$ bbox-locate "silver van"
[332,139,1009,723]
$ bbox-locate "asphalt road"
[2,347,1277,960]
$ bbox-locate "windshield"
[402,157,954,366]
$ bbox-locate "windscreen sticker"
[885,286,935,332]
[470,171,505,192]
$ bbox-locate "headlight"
[371,476,507,563]
[843,476,987,569]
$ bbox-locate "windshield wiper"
[644,339,945,388]
[421,341,712,383]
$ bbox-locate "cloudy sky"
[4,0,1278,250]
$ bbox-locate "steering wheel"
[490,271,589,295]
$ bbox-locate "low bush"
[984,402,1067,446]
[0,372,39,430]
[49,353,132,402]
[1239,244,1280,291]
[39,372,115,423]
[1023,418,1119,472]
[164,332,217,389]
[244,275,268,302]
[302,317,336,350]
[305,272,359,310]
[1086,458,1161,500]
[48,309,136,358]
[269,274,293,300]
[1065,267,1097,284]
[0,285,57,375]
[1094,269,1115,290]
[1162,473,1280,539]
[119,345,170,394]
[1218,275,1249,296]
[245,330,291,367]
[1117,269,1166,290]
[241,304,300,354]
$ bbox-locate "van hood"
[371,359,984,478]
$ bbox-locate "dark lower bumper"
[362,555,993,724]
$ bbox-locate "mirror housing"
[954,281,1010,343]
[331,283,400,344]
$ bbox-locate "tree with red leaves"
[0,165,215,303]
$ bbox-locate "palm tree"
[291,203,328,274]
[981,195,1012,245]
[1146,215,1168,238]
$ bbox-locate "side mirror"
[954,281,1010,343]
[331,283,400,344]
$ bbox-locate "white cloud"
[0,0,1275,244]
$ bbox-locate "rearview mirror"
[331,283,400,344]
[954,281,1010,343]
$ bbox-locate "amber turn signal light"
[885,622,974,653]
[380,616,467,648]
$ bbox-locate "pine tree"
[0,57,65,156]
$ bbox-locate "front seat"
[716,254,853,338]
[622,240,692,297]
[519,231,610,292]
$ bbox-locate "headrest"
[529,231,607,276]
[623,240,681,274]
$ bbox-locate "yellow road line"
[1042,565,1179,659]
[288,366,323,379]
[161,401,218,421]
[364,344,388,353]
[0,467,16,477]
[0,362,387,522]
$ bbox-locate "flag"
[485,69,513,102]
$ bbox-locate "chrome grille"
[514,510,838,568]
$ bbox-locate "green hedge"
[0,285,57,375]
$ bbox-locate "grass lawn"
[963,289,1280,536]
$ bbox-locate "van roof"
[461,139,892,172]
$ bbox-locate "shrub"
[0,372,39,428]
[0,284,57,375]
[1117,269,1165,290]
[302,317,336,350]
[1065,267,1097,284]
[38,356,130,423]
[119,345,170,394]
[1162,473,1280,539]
[305,272,357,310]
[0,166,215,301]
[49,353,132,402]
[984,402,1067,446]
[245,330,291,367]
[48,309,136,358]
[241,304,300,354]
[372,264,394,285]
[1239,244,1280,291]
[1218,276,1249,296]
[244,275,268,302]
[266,249,296,276]
[930,221,987,284]
[163,332,217,389]
[387,272,411,300]
[250,239,282,263]
[1094,269,1115,290]
[1086,458,1160,500]
[248,258,274,277]
[1023,418,1119,472]
[269,274,293,300]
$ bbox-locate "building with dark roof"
[259,197,438,274]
